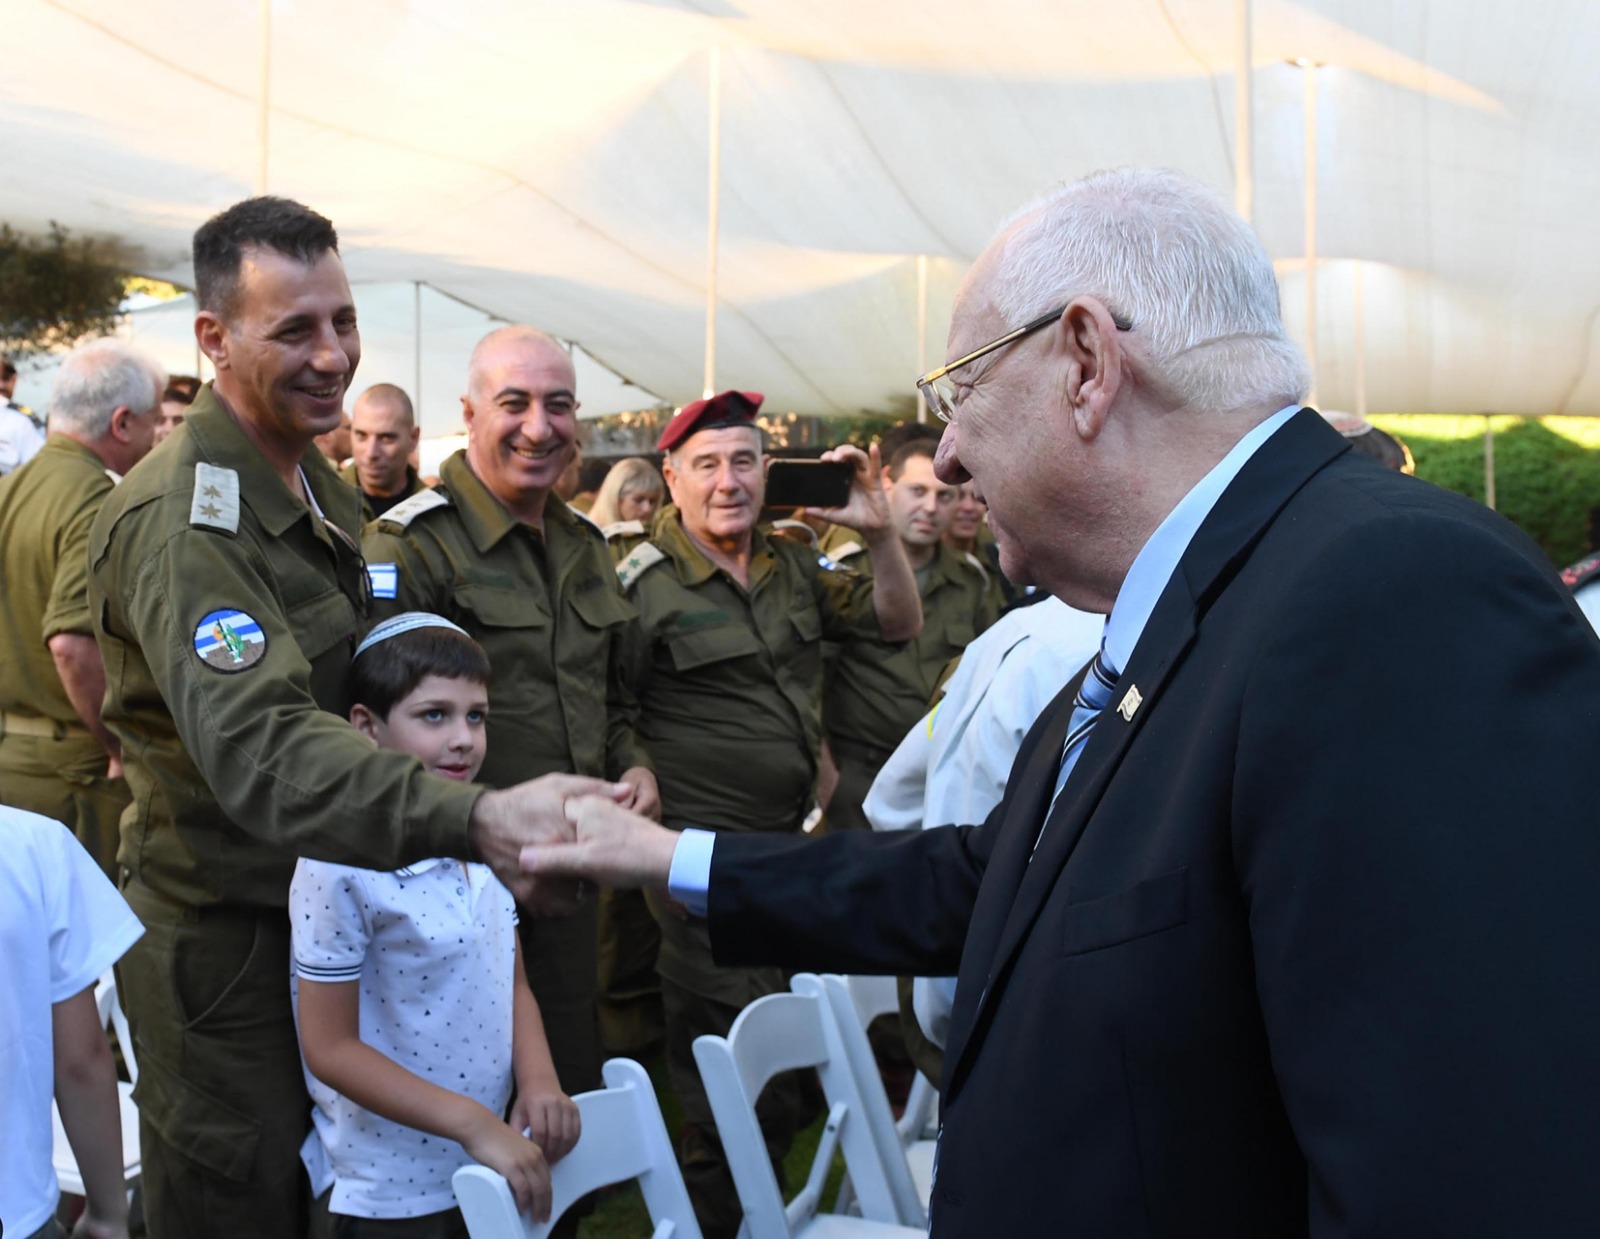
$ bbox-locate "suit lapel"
[943,410,1350,1103]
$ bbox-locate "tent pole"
[1302,61,1318,407]
[702,45,722,400]
[413,281,422,418]
[256,0,270,195]
[916,255,929,422]
[1484,416,1496,511]
[1235,0,1253,225]
[1354,262,1367,419]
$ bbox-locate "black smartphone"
[764,459,854,509]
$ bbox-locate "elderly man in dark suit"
[529,167,1600,1237]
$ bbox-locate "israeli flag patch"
[367,563,398,599]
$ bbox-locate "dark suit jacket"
[708,411,1600,1237]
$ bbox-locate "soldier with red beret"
[607,389,922,1237]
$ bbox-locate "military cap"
[656,389,763,452]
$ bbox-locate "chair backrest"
[453,1058,701,1239]
[692,987,905,1239]
[97,971,137,1086]
[840,975,936,1146]
[802,976,927,1228]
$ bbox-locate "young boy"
[291,612,580,1238]
[0,806,144,1239]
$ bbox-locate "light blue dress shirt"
[667,405,1304,915]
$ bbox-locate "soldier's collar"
[441,451,587,559]
[657,506,774,587]
[182,387,362,539]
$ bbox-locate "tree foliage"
[0,222,127,355]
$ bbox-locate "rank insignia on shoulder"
[190,463,240,533]
[604,519,646,540]
[825,540,864,562]
[379,488,449,529]
[193,609,267,672]
[616,542,666,591]
[817,552,857,574]
[366,562,398,599]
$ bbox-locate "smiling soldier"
[360,326,656,1191]
[88,202,620,1239]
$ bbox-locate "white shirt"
[290,856,519,1219]
[0,401,45,475]
[667,405,1304,912]
[860,596,1104,1045]
[0,808,144,1238]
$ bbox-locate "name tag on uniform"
[367,563,398,599]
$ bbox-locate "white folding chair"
[692,986,923,1239]
[832,976,938,1216]
[840,976,937,1144]
[454,1057,701,1239]
[51,970,140,1202]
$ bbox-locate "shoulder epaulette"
[828,539,865,561]
[1562,552,1600,591]
[962,550,991,585]
[189,462,240,533]
[571,506,602,533]
[616,541,667,592]
[604,519,646,541]
[378,487,450,530]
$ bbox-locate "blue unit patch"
[193,609,267,673]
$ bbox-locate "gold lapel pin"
[1117,685,1143,722]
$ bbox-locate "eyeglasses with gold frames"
[916,304,1132,425]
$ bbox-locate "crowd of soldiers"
[0,195,1039,1239]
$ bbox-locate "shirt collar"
[1102,404,1301,673]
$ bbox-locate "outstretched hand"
[807,442,891,535]
[520,796,679,890]
[472,774,633,913]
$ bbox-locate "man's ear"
[349,703,382,745]
[1057,297,1124,443]
[460,395,476,440]
[107,405,136,443]
[880,464,895,491]
[195,311,229,371]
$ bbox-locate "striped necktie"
[1048,644,1119,807]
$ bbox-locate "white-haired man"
[531,167,1600,1236]
[0,338,163,876]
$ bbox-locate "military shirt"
[613,505,879,834]
[339,459,427,522]
[824,538,998,754]
[0,435,118,726]
[361,451,647,790]
[88,385,479,908]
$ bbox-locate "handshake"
[466,770,680,914]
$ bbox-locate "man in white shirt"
[0,355,46,475]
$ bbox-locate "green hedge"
[1371,416,1600,568]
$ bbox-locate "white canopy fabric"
[4,0,1599,418]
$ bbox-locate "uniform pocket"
[285,588,358,661]
[452,582,549,629]
[569,583,635,631]
[131,1045,262,1182]
[789,606,823,644]
[943,618,976,650]
[1060,867,1189,957]
[667,624,765,672]
[173,915,264,1031]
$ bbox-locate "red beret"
[656,390,764,453]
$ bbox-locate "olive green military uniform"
[89,386,481,1239]
[0,435,130,877]
[613,505,879,1239]
[821,536,998,833]
[338,458,426,522]
[362,451,649,1112]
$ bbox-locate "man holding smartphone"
[607,388,921,1238]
